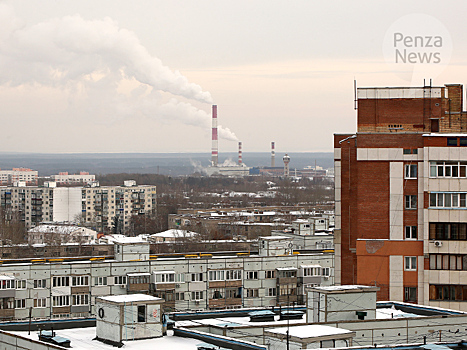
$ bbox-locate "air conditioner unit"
[434,241,443,247]
[323,276,330,280]
[195,300,200,305]
[120,284,126,288]
[175,284,180,288]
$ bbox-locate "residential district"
[0,84,466,350]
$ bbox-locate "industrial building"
[334,83,467,310]
[204,105,250,177]
[0,180,156,232]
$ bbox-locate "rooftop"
[98,294,162,304]
[12,328,200,350]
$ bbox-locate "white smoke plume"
[0,4,238,141]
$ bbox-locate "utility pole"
[28,307,32,335]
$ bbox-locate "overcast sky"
[1,0,466,154]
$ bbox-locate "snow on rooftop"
[151,229,197,238]
[267,324,353,339]
[376,308,420,319]
[187,315,305,328]
[12,328,200,350]
[28,224,86,235]
[99,294,162,303]
[309,285,378,292]
[106,235,149,244]
[260,236,292,240]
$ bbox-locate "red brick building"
[335,84,467,310]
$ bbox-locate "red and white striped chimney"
[211,105,218,167]
[271,142,275,167]
[238,142,242,165]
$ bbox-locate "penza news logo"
[393,33,443,64]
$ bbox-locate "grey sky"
[1,1,467,154]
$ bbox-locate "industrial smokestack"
[271,142,275,167]
[211,105,218,167]
[238,142,242,165]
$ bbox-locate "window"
[95,277,107,286]
[405,256,417,271]
[265,270,276,279]
[405,195,417,209]
[266,288,277,297]
[303,267,321,277]
[430,284,467,301]
[16,280,27,290]
[155,273,175,283]
[191,291,204,300]
[430,223,467,240]
[190,273,203,282]
[246,271,258,280]
[175,292,185,301]
[15,299,26,309]
[447,137,458,146]
[405,164,417,179]
[0,279,15,289]
[208,270,225,281]
[322,267,330,277]
[245,289,259,298]
[176,274,185,283]
[52,276,69,287]
[53,295,70,307]
[72,276,88,287]
[226,270,241,280]
[34,279,47,288]
[279,284,296,296]
[114,276,127,285]
[430,254,466,270]
[137,305,146,322]
[227,288,241,298]
[430,193,467,209]
[72,294,89,306]
[34,298,46,308]
[430,162,467,178]
[405,226,417,239]
[210,289,224,299]
[404,287,417,302]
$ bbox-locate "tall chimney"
[238,142,242,165]
[271,142,275,167]
[211,105,218,167]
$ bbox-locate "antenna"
[354,79,357,110]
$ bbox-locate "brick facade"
[335,84,467,305]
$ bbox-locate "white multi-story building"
[51,171,95,185]
[0,238,334,321]
[0,181,157,232]
[0,168,38,185]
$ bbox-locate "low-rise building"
[28,224,98,245]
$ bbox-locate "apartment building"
[0,181,156,232]
[0,238,334,321]
[51,171,95,185]
[0,168,38,185]
[334,83,467,310]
